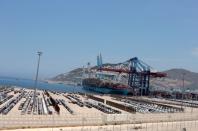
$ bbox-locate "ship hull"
[83,85,128,95]
[82,78,129,95]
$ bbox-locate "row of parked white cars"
[120,98,182,113]
[0,89,25,115]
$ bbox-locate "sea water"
[0,76,88,93]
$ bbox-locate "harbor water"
[0,76,89,93]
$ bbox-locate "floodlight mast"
[33,51,42,108]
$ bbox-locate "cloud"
[192,48,198,57]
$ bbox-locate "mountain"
[151,69,198,91]
[51,68,198,91]
[50,63,118,84]
[50,68,84,84]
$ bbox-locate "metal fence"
[0,112,198,130]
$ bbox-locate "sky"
[0,0,198,79]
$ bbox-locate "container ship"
[82,54,166,95]
[82,54,130,95]
[82,77,129,95]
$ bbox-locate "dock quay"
[1,86,198,131]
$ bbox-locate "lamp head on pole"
[37,51,42,56]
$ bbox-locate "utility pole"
[181,73,186,110]
[33,51,42,108]
[182,73,186,98]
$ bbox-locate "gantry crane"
[97,57,166,95]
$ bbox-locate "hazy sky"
[0,0,198,79]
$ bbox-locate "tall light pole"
[34,51,42,106]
